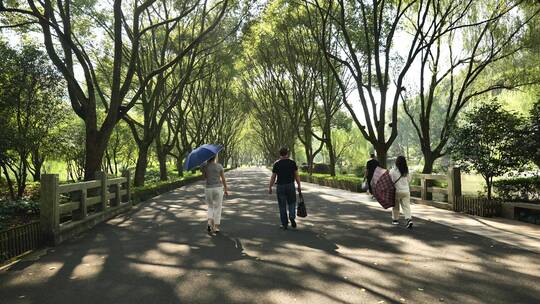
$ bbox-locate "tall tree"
[0,0,230,180]
[0,41,65,198]
[523,99,540,168]
[401,0,540,173]
[242,63,298,163]
[449,102,525,199]
[245,1,329,171]
[103,122,137,176]
[123,18,198,186]
[305,0,492,167]
[167,61,224,175]
[312,54,349,176]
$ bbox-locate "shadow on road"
[1,168,539,304]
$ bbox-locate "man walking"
[269,147,302,230]
[365,153,379,196]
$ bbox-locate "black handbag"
[297,194,307,217]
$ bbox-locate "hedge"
[299,172,366,193]
[132,173,204,203]
[300,163,332,174]
[0,200,40,230]
[132,168,233,203]
[300,163,366,178]
[493,176,540,203]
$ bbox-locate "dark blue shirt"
[272,158,298,184]
[366,158,379,179]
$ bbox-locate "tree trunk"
[305,149,313,174]
[30,150,44,182]
[327,141,336,176]
[303,120,315,174]
[223,157,229,168]
[134,145,150,186]
[304,141,314,174]
[83,112,120,181]
[422,152,436,174]
[17,159,27,199]
[176,157,184,177]
[1,163,16,200]
[375,145,387,169]
[324,123,336,176]
[157,151,168,181]
[84,129,108,181]
[486,177,493,200]
[84,150,104,181]
[105,150,114,175]
[32,160,43,182]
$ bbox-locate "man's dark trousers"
[276,183,296,227]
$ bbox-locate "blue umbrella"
[184,144,223,171]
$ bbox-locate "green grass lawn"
[461,174,508,197]
[42,160,69,181]
[461,174,486,196]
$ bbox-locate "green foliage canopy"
[449,101,527,199]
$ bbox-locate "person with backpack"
[390,156,413,228]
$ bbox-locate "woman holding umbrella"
[185,144,229,233]
[202,154,229,233]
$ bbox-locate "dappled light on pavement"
[0,168,539,304]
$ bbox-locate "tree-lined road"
[1,168,539,304]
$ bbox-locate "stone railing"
[40,172,131,245]
[410,167,461,210]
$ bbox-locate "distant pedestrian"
[202,154,229,233]
[390,156,413,228]
[365,153,379,196]
[268,147,301,230]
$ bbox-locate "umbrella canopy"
[370,167,396,209]
[184,144,223,171]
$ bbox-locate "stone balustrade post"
[40,174,59,245]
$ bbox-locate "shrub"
[313,163,331,174]
[133,171,202,194]
[449,101,525,199]
[144,168,163,183]
[299,172,365,192]
[0,199,40,230]
[522,99,540,168]
[493,176,540,202]
[0,199,39,216]
[352,164,365,178]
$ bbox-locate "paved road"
[1,168,539,304]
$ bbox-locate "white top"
[390,167,411,193]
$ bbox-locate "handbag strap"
[393,175,403,185]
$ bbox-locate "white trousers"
[392,191,412,220]
[206,187,224,225]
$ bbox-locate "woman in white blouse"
[390,156,413,228]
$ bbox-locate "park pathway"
[1,167,539,304]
